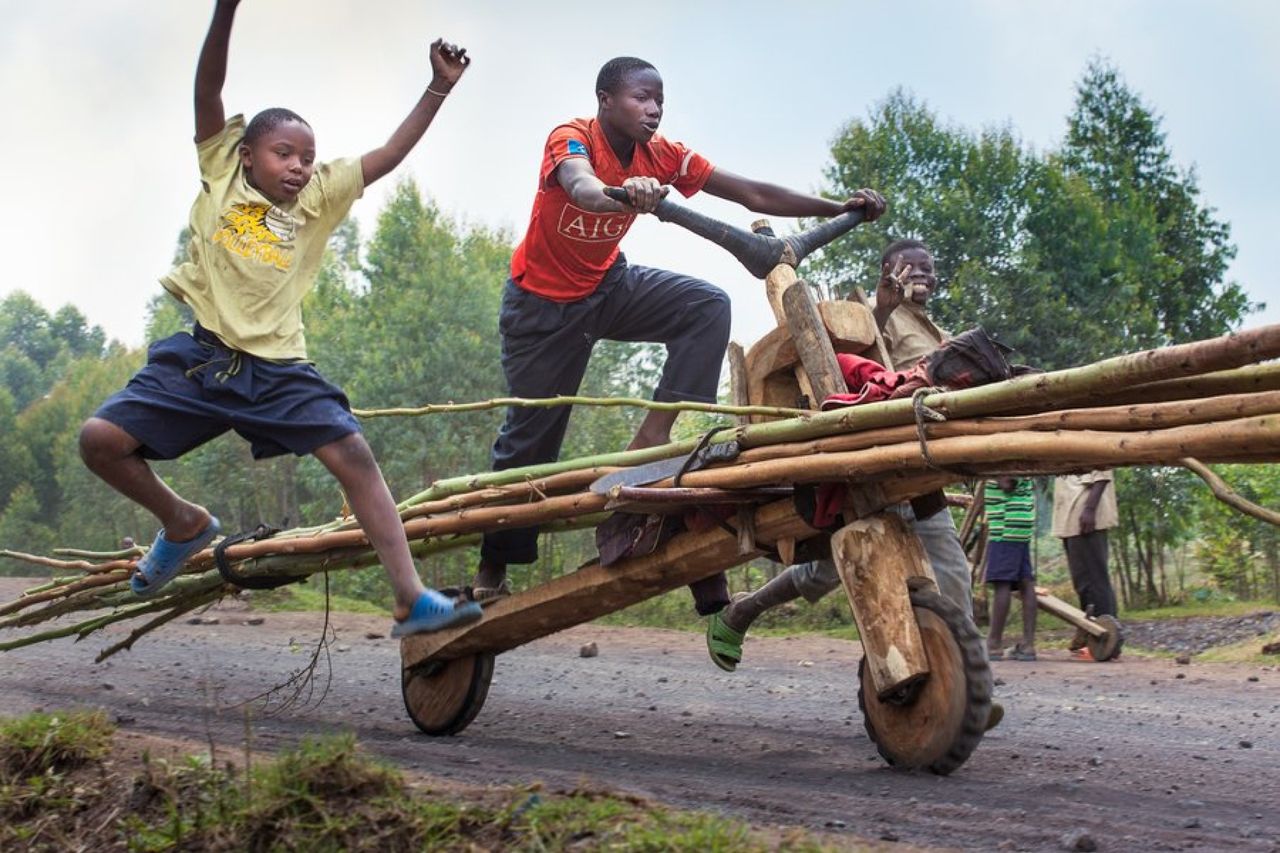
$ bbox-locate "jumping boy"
[78,0,480,637]
[471,56,885,619]
[706,240,975,669]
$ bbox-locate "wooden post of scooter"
[782,279,849,404]
[831,513,934,699]
[752,220,849,406]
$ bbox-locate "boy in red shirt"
[473,56,885,624]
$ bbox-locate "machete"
[589,430,739,494]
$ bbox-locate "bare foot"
[161,503,214,543]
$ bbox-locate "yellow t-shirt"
[161,114,364,360]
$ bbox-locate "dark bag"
[595,512,685,567]
[923,326,1017,389]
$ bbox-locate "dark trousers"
[482,257,732,586]
[1064,530,1117,617]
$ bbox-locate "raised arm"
[361,39,470,187]
[702,168,885,221]
[554,161,668,214]
[193,0,240,144]
[871,257,912,330]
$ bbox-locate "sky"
[2,0,1277,356]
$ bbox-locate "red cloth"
[510,117,715,301]
[819,352,927,410]
[813,483,847,529]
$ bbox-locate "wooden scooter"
[398,190,993,775]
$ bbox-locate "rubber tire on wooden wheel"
[402,653,494,736]
[1086,614,1124,662]
[857,589,992,775]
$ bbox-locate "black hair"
[242,107,311,146]
[881,238,929,268]
[595,57,657,95]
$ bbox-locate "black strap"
[672,425,737,487]
[912,387,983,477]
[215,523,299,590]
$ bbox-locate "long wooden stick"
[740,324,1280,449]
[144,415,1280,569]
[4,326,1279,652]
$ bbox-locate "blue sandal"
[391,590,483,638]
[132,517,221,599]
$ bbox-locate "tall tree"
[1062,60,1255,344]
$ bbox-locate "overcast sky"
[3,1,1276,360]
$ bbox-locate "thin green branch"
[352,394,806,421]
[1181,457,1280,527]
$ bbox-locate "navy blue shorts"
[94,326,361,460]
[984,540,1035,584]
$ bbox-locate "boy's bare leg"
[721,568,802,634]
[987,582,1011,655]
[474,557,506,590]
[1019,579,1038,653]
[313,433,425,621]
[79,417,211,541]
[627,409,678,450]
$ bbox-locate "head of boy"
[596,57,663,144]
[239,108,315,204]
[882,239,938,306]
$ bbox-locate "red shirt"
[510,117,715,301]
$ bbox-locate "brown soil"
[0,578,1276,851]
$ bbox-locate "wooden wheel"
[858,589,992,775]
[402,653,494,736]
[1086,614,1124,662]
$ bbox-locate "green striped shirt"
[985,479,1036,543]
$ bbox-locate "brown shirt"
[874,298,948,368]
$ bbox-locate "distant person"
[707,239,974,670]
[1052,470,1119,659]
[119,536,136,551]
[983,477,1037,661]
[78,0,480,637]
[470,54,885,634]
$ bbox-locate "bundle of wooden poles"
[2,324,1278,661]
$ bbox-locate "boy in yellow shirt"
[78,0,480,637]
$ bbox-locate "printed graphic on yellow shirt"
[211,203,296,271]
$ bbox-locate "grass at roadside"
[251,582,387,616]
[1120,599,1276,621]
[0,710,865,852]
[1193,628,1280,664]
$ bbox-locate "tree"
[1062,60,1256,345]
[0,293,109,411]
[0,484,57,568]
[815,64,1259,609]
[1191,464,1280,602]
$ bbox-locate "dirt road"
[0,580,1276,851]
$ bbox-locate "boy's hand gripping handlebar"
[603,186,867,278]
